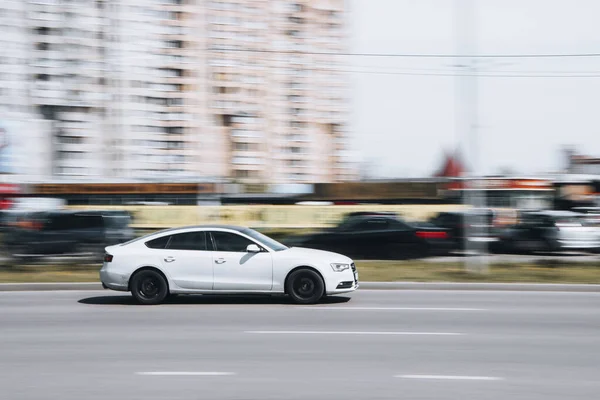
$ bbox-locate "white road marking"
[246,331,463,336]
[299,307,485,311]
[136,372,235,376]
[396,375,504,381]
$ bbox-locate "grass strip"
[1,260,600,284]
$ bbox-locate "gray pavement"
[2,281,600,292]
[0,289,599,400]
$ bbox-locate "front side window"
[211,231,257,252]
[166,232,208,251]
[241,228,287,252]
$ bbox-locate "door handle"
[215,258,226,264]
[164,256,175,263]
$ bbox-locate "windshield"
[242,228,288,252]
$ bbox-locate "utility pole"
[454,0,488,273]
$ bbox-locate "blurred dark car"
[496,210,600,253]
[283,211,452,260]
[428,209,499,252]
[74,210,135,246]
[3,210,135,261]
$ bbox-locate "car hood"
[279,246,353,264]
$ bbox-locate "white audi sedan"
[100,225,358,305]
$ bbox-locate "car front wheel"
[286,269,325,305]
[131,270,168,305]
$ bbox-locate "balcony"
[230,163,264,172]
[55,156,91,169]
[58,111,95,122]
[54,142,94,153]
[231,129,263,139]
[55,122,96,136]
[32,89,68,104]
[231,149,263,158]
[32,58,63,69]
[30,16,63,29]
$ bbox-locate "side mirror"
[246,244,261,253]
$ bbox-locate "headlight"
[331,263,350,272]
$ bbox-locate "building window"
[234,142,257,151]
[165,40,184,49]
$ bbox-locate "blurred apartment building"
[0,0,354,184]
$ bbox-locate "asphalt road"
[1,290,599,400]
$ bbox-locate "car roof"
[123,225,254,246]
[438,209,493,216]
[347,211,397,217]
[74,210,131,216]
[522,210,581,218]
[150,225,249,236]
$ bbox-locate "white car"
[100,225,358,305]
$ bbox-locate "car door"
[513,214,540,251]
[153,231,214,290]
[40,213,75,254]
[347,218,395,259]
[209,230,273,291]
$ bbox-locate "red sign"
[444,179,553,191]
[0,184,19,194]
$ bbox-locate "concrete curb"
[0,282,103,291]
[359,282,600,292]
[0,281,599,292]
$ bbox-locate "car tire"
[131,269,169,305]
[286,268,325,305]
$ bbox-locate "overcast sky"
[348,0,600,178]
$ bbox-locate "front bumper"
[327,263,359,294]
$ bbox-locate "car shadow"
[78,294,352,306]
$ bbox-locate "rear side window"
[145,235,171,249]
[355,218,391,231]
[74,215,104,229]
[104,215,131,228]
[166,232,208,251]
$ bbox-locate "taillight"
[416,231,448,239]
[104,254,113,263]
[18,220,42,230]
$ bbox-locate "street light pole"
[454,0,488,273]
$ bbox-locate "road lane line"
[136,372,235,376]
[246,331,463,336]
[298,307,485,311]
[396,375,503,381]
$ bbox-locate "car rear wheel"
[286,269,325,305]
[131,270,168,305]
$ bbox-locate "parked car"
[101,225,358,305]
[428,209,500,252]
[496,210,600,253]
[74,210,135,246]
[3,210,135,261]
[283,212,452,259]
